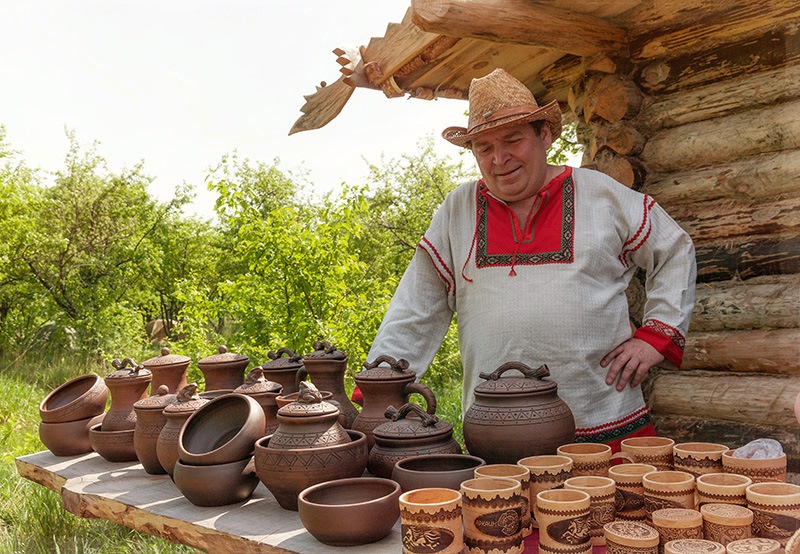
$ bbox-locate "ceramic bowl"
[391,453,486,492]
[178,393,266,466]
[39,373,108,423]
[39,413,105,456]
[88,423,138,462]
[298,477,401,546]
[173,456,259,507]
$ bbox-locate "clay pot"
[368,402,462,479]
[604,520,660,554]
[197,345,249,392]
[673,442,729,477]
[642,471,697,518]
[234,368,282,435]
[89,423,138,462]
[173,456,259,507]
[268,381,351,450]
[259,347,304,395]
[391,453,486,492]
[463,362,575,464]
[696,473,752,507]
[39,413,105,456]
[722,450,787,483]
[254,429,369,511]
[399,487,464,554]
[133,385,177,474]
[178,393,265,466]
[745,481,800,548]
[39,373,108,423]
[302,340,360,429]
[141,347,190,393]
[700,503,753,545]
[156,384,209,477]
[462,476,527,554]
[651,508,704,548]
[534,488,592,554]
[352,355,436,450]
[101,358,152,432]
[298,477,402,546]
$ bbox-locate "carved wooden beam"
[411,0,629,57]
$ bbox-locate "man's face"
[471,121,553,204]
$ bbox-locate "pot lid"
[355,355,415,381]
[373,402,453,440]
[303,340,347,361]
[105,357,152,380]
[133,385,177,410]
[234,367,282,394]
[163,383,209,414]
[142,347,191,368]
[261,347,304,371]
[277,381,339,417]
[473,362,557,395]
[198,345,249,366]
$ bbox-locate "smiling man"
[366,68,697,452]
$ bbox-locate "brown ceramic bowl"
[39,373,108,423]
[298,477,401,546]
[173,456,259,507]
[39,413,105,456]
[178,393,266,466]
[391,453,486,492]
[88,423,138,462]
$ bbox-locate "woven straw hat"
[442,68,562,148]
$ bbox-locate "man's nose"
[493,144,511,165]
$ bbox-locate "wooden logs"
[683,328,800,374]
[588,122,646,158]
[591,149,647,188]
[695,234,800,283]
[583,74,643,124]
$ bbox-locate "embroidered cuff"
[634,324,684,367]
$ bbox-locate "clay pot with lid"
[141,347,190,393]
[133,385,177,474]
[101,357,152,432]
[463,362,575,464]
[268,381,351,449]
[352,355,436,450]
[302,340,359,429]
[368,401,461,478]
[234,367,282,435]
[197,345,249,392]
[156,383,209,477]
[259,347,304,395]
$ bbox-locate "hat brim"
[441,100,562,148]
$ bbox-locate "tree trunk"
[695,234,800,283]
[683,328,800,374]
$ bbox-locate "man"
[366,68,696,450]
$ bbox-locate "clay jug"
[234,367,282,435]
[259,347,304,395]
[156,383,209,477]
[463,362,575,464]
[197,345,249,392]
[302,340,359,429]
[352,355,436,450]
[101,358,152,432]
[141,347,190,393]
[368,401,461,479]
[269,381,351,449]
[133,384,177,474]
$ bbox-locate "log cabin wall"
[572,2,800,482]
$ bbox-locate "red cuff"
[634,325,684,367]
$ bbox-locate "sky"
[0,0,473,218]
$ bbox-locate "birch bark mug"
[461,477,526,554]
[535,488,592,554]
[518,455,574,529]
[399,487,464,554]
[617,437,675,471]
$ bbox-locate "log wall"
[571,14,800,481]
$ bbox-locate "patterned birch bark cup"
[609,463,659,521]
[564,475,616,546]
[643,471,697,520]
[620,437,676,471]
[535,488,592,554]
[651,508,704,551]
[557,443,612,477]
[399,487,464,554]
[664,539,726,554]
[722,451,787,484]
[725,537,781,554]
[696,473,752,507]
[701,503,754,546]
[474,464,532,537]
[673,443,729,477]
[461,477,525,554]
[745,481,800,548]
[604,520,660,554]
[518,455,574,529]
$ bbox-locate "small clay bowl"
[39,413,105,456]
[275,390,333,409]
[173,456,259,507]
[88,423,138,462]
[391,453,486,492]
[40,373,108,423]
[298,477,401,546]
[178,393,266,466]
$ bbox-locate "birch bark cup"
[474,464,532,537]
[535,488,592,554]
[518,454,574,529]
[557,443,612,477]
[673,442,729,477]
[722,451,787,484]
[609,463,658,521]
[620,437,676,471]
[399,488,464,554]
[643,471,697,520]
[696,473,752,507]
[745,482,800,548]
[564,475,616,546]
[461,477,525,554]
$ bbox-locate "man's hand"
[600,338,664,391]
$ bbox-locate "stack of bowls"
[39,374,108,456]
[173,393,265,506]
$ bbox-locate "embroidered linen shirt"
[367,166,696,439]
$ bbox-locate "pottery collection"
[101,358,152,432]
[233,367,282,435]
[39,413,105,456]
[259,347,304,395]
[155,384,209,477]
[89,422,138,462]
[301,340,360,429]
[141,347,190,393]
[392,453,486,492]
[173,456,259,507]
[197,345,249,392]
[132,384,176,474]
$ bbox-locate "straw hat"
[442,68,562,148]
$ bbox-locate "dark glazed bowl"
[88,423,138,462]
[298,477,401,546]
[391,453,486,492]
[39,413,105,456]
[178,393,265,466]
[39,374,108,423]
[173,456,259,507]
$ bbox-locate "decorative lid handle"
[479,362,550,381]
[363,355,410,372]
[267,347,302,363]
[385,402,439,427]
[312,340,336,354]
[111,357,146,375]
